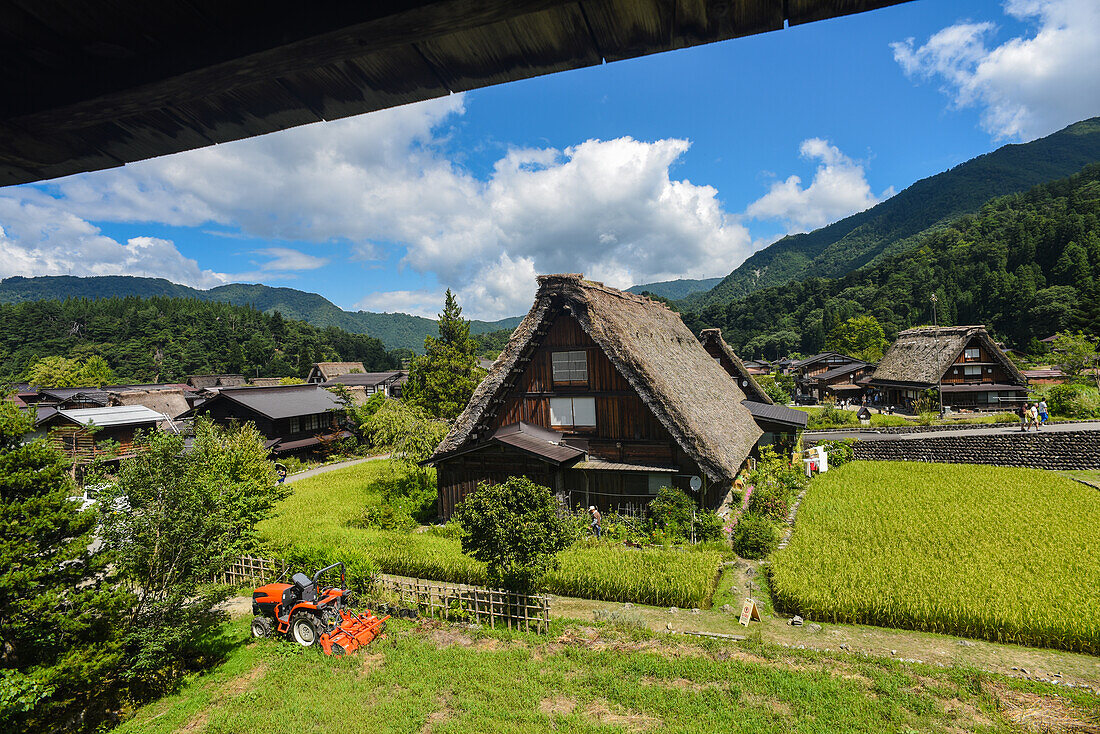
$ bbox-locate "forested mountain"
[680,162,1100,360]
[0,296,396,383]
[0,276,521,353]
[625,277,722,300]
[683,117,1100,310]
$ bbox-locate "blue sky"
[1,0,1098,320]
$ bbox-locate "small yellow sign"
[739,598,761,626]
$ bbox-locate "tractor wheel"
[251,616,273,639]
[289,612,323,647]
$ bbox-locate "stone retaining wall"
[803,419,1100,438]
[850,430,1100,471]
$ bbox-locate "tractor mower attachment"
[250,562,389,655]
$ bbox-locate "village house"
[184,383,349,454]
[782,352,864,403]
[808,361,876,403]
[698,329,808,445]
[35,404,165,465]
[428,274,762,519]
[869,325,1029,411]
[322,370,407,399]
[306,361,366,384]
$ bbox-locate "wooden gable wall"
[940,337,1017,385]
[488,312,692,469]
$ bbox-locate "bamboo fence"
[214,556,551,632]
[376,573,551,633]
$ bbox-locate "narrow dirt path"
[286,453,390,483]
[551,564,1100,692]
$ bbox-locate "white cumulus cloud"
[2,93,892,319]
[0,198,231,288]
[744,138,888,233]
[892,0,1100,140]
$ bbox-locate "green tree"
[453,476,571,593]
[25,354,115,387]
[1050,331,1099,378]
[0,402,129,732]
[100,417,281,696]
[403,291,486,419]
[826,315,889,362]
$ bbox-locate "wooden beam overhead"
[0,0,913,187]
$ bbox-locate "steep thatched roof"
[432,274,761,483]
[310,362,366,381]
[699,328,773,404]
[871,325,1028,387]
[112,388,191,419]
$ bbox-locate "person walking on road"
[588,505,602,539]
[1029,402,1041,431]
[1038,399,1049,426]
[1018,403,1028,432]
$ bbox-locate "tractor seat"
[292,572,317,603]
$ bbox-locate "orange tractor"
[251,562,389,655]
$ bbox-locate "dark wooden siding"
[941,338,1015,385]
[436,311,719,518]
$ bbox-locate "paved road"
[285,453,390,483]
[808,420,1100,443]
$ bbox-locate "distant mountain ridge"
[682,117,1100,309]
[0,275,521,353]
[625,277,722,300]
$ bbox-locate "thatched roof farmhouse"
[870,325,1028,410]
[429,274,762,517]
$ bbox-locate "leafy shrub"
[733,514,778,559]
[820,439,855,467]
[648,486,695,536]
[454,476,572,593]
[748,487,789,522]
[692,510,725,543]
[808,401,857,429]
[1046,384,1100,418]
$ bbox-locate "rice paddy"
[258,459,720,607]
[770,461,1100,653]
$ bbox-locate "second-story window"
[550,397,596,427]
[552,350,588,383]
[964,347,981,361]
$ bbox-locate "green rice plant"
[771,461,1100,653]
[259,459,720,607]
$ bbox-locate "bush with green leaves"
[453,476,571,593]
[101,417,283,699]
[1046,383,1100,418]
[807,402,857,429]
[648,486,694,536]
[820,439,856,467]
[733,513,778,559]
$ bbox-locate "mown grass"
[115,617,1095,734]
[771,461,1100,652]
[258,460,721,607]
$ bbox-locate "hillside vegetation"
[771,462,1100,653]
[625,276,723,300]
[0,296,396,383]
[0,275,521,353]
[682,162,1100,358]
[684,116,1100,309]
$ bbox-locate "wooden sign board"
[739,598,761,626]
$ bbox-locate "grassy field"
[114,617,1100,734]
[770,462,1100,652]
[258,460,721,607]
